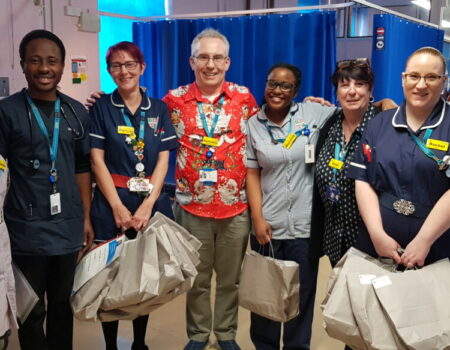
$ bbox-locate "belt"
[111,174,152,189]
[379,192,431,219]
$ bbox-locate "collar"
[392,98,446,130]
[184,81,234,103]
[257,102,299,128]
[110,87,151,111]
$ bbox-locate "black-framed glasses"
[194,55,228,66]
[109,61,139,72]
[336,58,370,69]
[402,72,445,86]
[266,80,295,92]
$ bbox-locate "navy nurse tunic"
[89,89,178,241]
[347,99,450,264]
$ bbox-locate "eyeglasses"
[193,55,228,66]
[402,73,445,86]
[336,58,370,69]
[109,61,139,72]
[266,80,295,92]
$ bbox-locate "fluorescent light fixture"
[442,19,450,28]
[411,0,430,10]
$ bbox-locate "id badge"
[50,192,62,215]
[325,184,341,203]
[127,177,153,194]
[199,168,218,185]
[282,133,297,149]
[328,158,344,170]
[202,136,219,147]
[0,159,6,171]
[305,144,315,163]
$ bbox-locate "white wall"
[0,0,99,103]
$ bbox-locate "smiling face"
[21,38,64,101]
[264,67,298,115]
[402,53,446,115]
[109,50,146,94]
[189,37,230,95]
[336,78,371,115]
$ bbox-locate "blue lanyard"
[121,109,146,140]
[197,95,224,138]
[25,92,61,183]
[409,128,443,167]
[331,141,349,181]
[264,118,293,143]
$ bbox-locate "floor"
[8,256,344,350]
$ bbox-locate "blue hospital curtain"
[133,12,337,104]
[133,12,336,185]
[371,14,444,104]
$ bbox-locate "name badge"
[282,133,297,149]
[328,158,344,170]
[117,126,135,135]
[202,136,219,147]
[50,192,62,215]
[305,144,315,163]
[426,138,449,151]
[0,159,6,171]
[199,168,217,185]
[127,177,153,194]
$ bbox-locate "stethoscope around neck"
[22,88,85,171]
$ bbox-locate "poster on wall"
[71,56,88,84]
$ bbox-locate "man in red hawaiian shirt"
[163,28,258,350]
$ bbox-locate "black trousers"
[13,253,78,350]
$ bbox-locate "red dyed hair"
[106,41,145,70]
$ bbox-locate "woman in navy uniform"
[89,41,178,350]
[348,47,450,268]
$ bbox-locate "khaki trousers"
[175,207,250,342]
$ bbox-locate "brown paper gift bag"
[346,272,407,350]
[238,248,299,323]
[372,259,450,350]
[102,230,159,310]
[321,248,390,349]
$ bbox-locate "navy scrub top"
[89,89,178,240]
[348,99,450,264]
[0,90,90,255]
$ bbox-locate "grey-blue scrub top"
[246,101,336,239]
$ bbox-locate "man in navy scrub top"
[0,30,93,350]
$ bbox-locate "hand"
[85,90,104,109]
[252,217,272,245]
[78,218,94,262]
[131,201,154,231]
[401,237,431,268]
[303,96,334,107]
[371,232,402,264]
[111,203,133,231]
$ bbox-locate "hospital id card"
[199,168,217,185]
[305,144,315,163]
[50,192,61,215]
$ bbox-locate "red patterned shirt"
[163,82,258,219]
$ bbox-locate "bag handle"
[257,240,275,258]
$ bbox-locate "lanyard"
[197,95,225,138]
[25,92,61,184]
[264,118,311,144]
[264,118,293,143]
[121,108,146,170]
[121,109,145,140]
[409,128,444,167]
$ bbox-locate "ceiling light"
[411,0,430,10]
